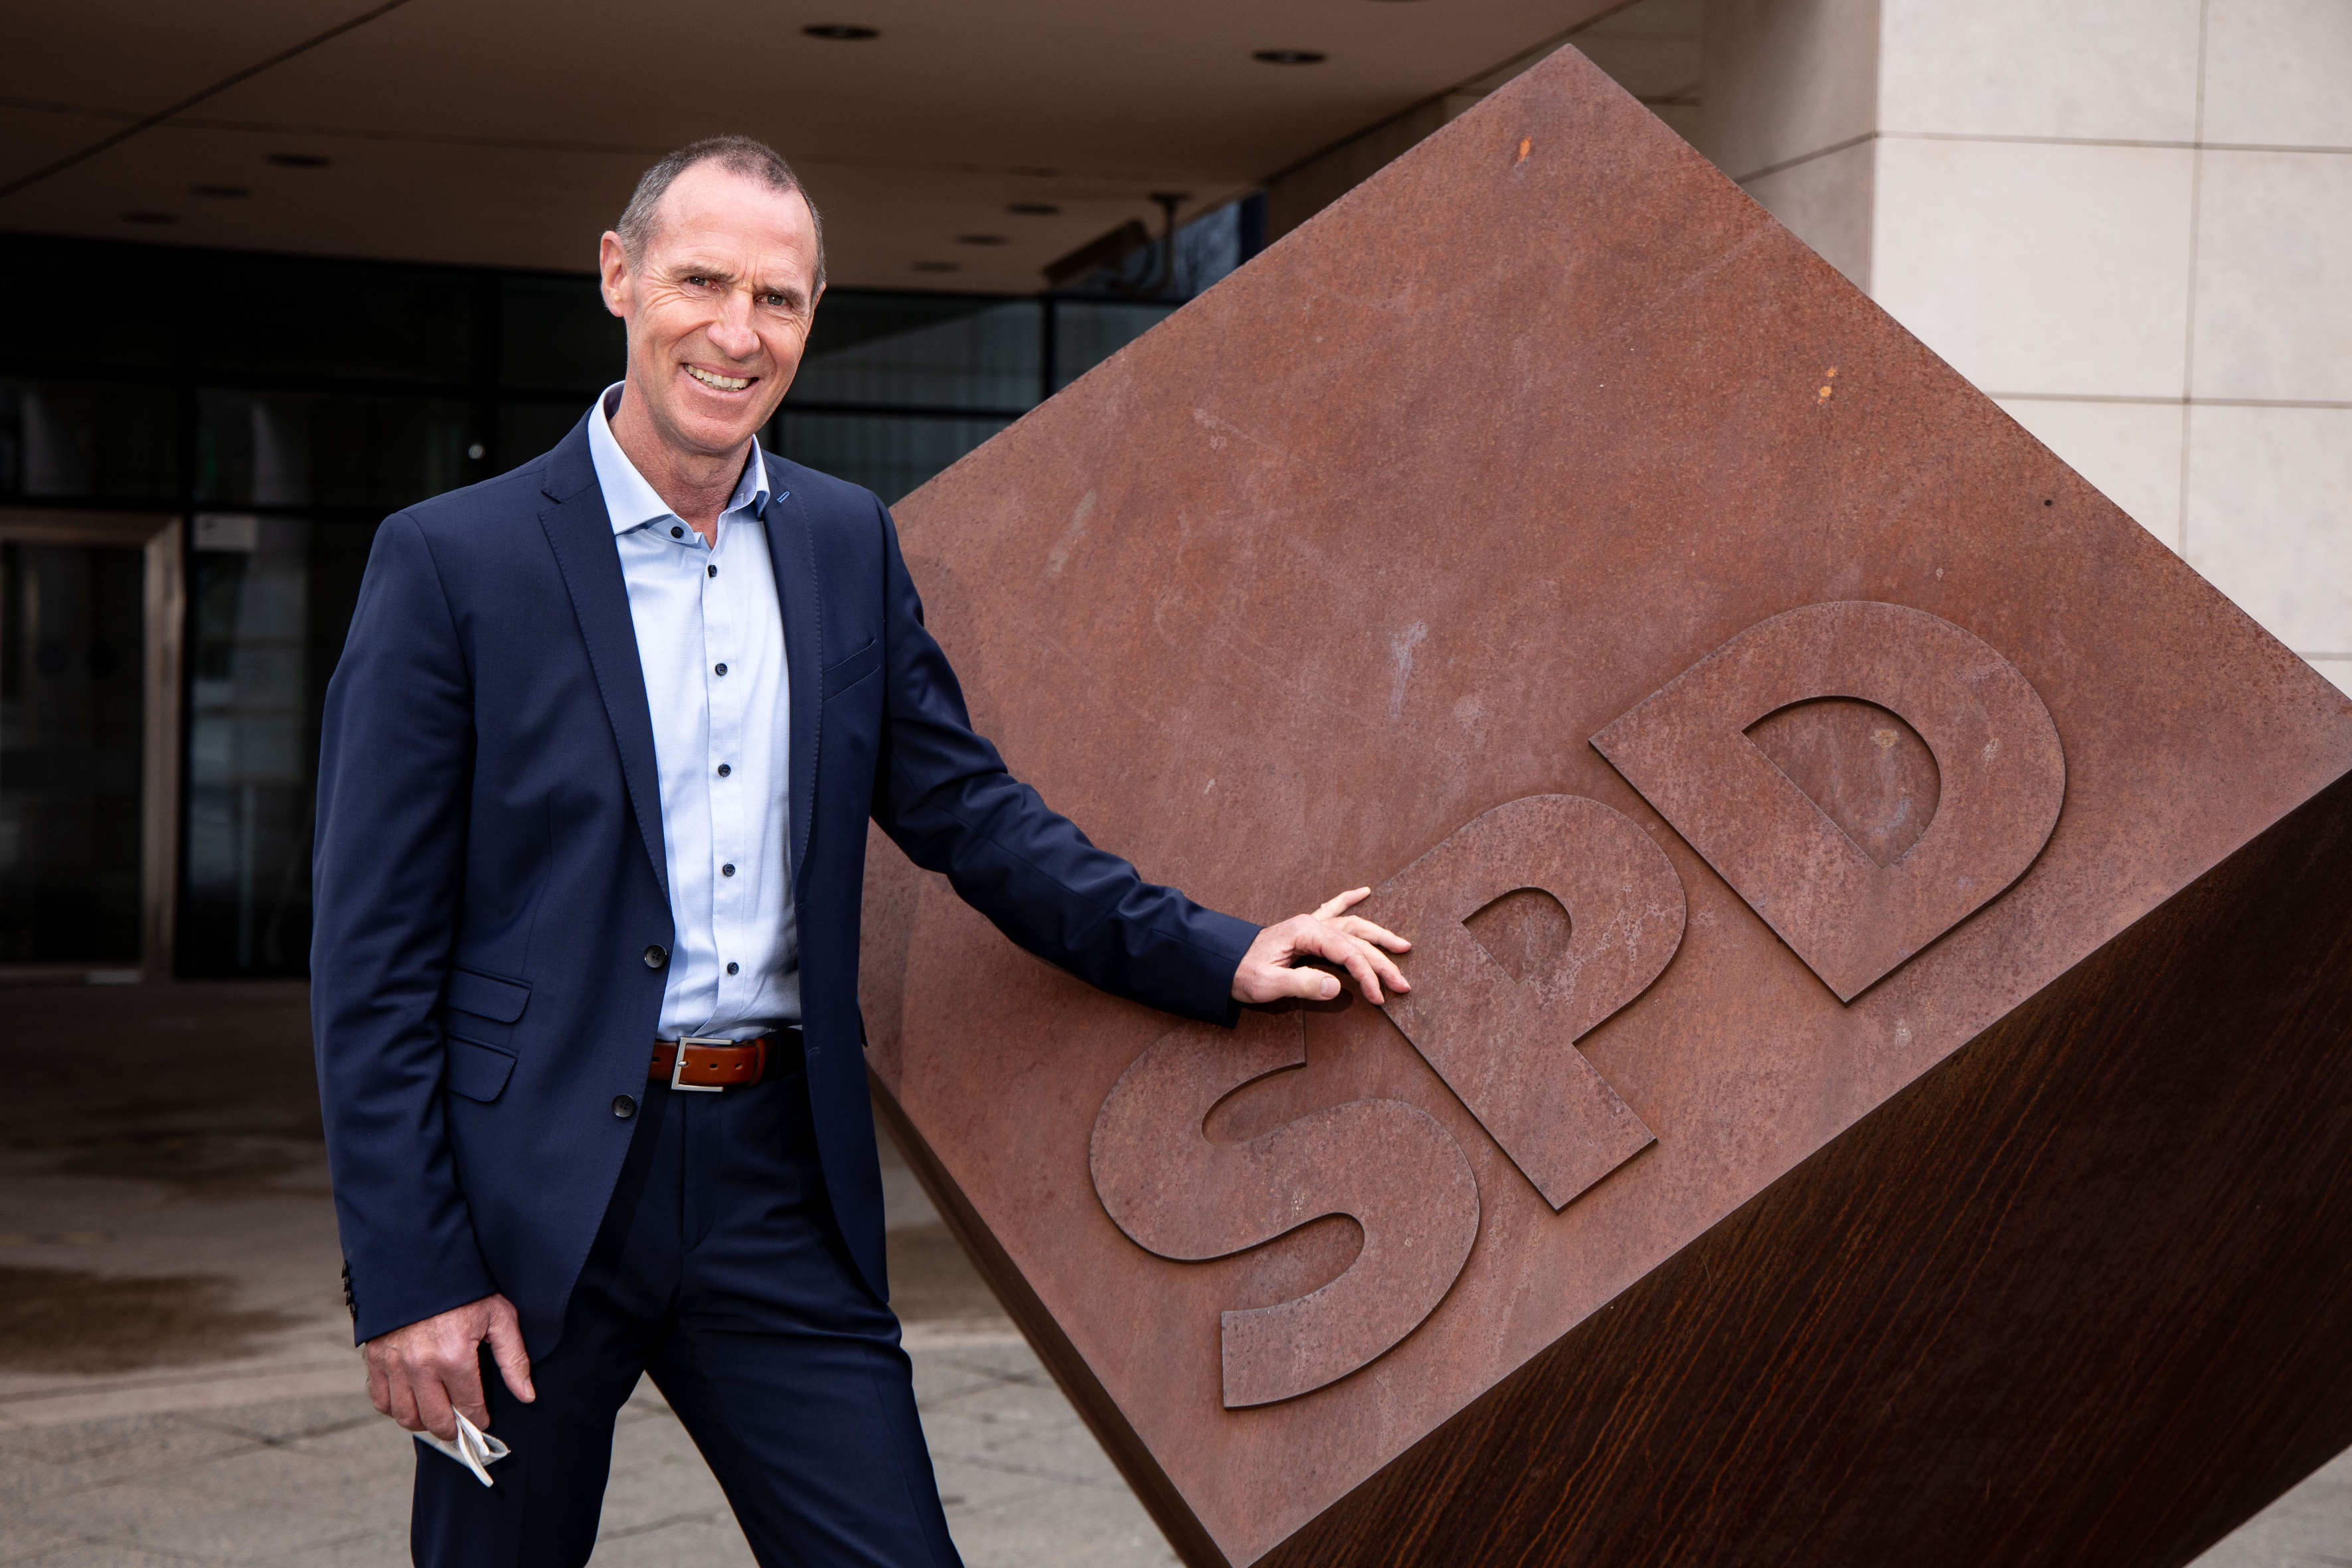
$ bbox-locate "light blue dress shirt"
[588,384,798,1038]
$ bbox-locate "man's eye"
[685,275,710,287]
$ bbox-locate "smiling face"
[598,160,823,466]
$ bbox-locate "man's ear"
[598,232,631,321]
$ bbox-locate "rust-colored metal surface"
[1261,770,2352,1568]
[1745,697,1940,866]
[1363,793,1682,1208]
[1092,1010,1479,1409]
[860,40,2352,1568]
[1593,600,2066,1000]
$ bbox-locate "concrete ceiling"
[0,0,1630,292]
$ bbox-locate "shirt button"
[714,663,728,676]
[716,763,730,777]
[670,525,684,539]
[643,944,668,969]
[707,565,717,578]
[612,1094,637,1119]
[722,863,736,877]
[726,961,739,975]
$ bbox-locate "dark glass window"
[0,238,177,370]
[1051,302,1177,393]
[773,413,1013,506]
[180,516,378,975]
[790,295,1041,412]
[501,274,623,394]
[196,390,483,510]
[0,540,146,964]
[187,254,481,384]
[497,398,592,474]
[0,380,178,502]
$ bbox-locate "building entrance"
[0,511,181,978]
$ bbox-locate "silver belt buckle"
[671,1035,730,1093]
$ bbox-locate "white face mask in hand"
[414,1410,511,1487]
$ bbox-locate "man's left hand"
[1232,888,1411,1006]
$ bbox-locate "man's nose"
[708,294,760,358]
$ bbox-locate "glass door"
[0,512,181,977]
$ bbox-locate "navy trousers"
[410,1052,962,1567]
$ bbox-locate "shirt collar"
[587,381,771,538]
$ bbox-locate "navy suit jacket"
[312,416,1257,1353]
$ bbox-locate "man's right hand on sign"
[1230,887,1412,1006]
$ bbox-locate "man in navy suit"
[311,135,1410,1566]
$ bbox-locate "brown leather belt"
[647,1030,801,1092]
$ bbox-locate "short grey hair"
[615,134,827,290]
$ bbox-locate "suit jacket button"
[612,1095,637,1119]
[643,945,668,969]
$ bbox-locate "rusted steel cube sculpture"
[860,43,2352,1568]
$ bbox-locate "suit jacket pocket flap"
[446,1038,517,1103]
[820,638,882,698]
[445,967,531,1022]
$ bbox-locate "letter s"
[1090,1010,1479,1409]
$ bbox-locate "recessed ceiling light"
[1252,48,1327,64]
[803,23,878,39]
[957,234,1007,246]
[122,210,179,225]
[267,153,331,169]
[912,260,959,273]
[191,183,250,198]
[1007,202,1060,216]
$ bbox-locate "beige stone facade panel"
[2191,150,2352,404]
[1879,0,2201,143]
[1872,136,2193,398]
[2204,0,2352,149]
[2185,404,2352,653]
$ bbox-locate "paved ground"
[0,1341,1177,1567]
[0,978,2341,1565]
[0,980,1171,1566]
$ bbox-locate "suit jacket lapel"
[763,464,822,898]
[537,420,669,901]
